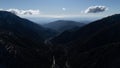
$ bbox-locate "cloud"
[84,6,108,13]
[62,8,66,11]
[0,8,40,15]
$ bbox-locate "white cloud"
[84,6,108,13]
[62,8,66,11]
[0,8,40,15]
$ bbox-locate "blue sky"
[0,0,120,18]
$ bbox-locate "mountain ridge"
[43,20,86,33]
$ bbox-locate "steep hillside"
[0,11,53,68]
[0,11,57,40]
[67,14,120,68]
[50,14,120,68]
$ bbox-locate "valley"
[0,11,120,68]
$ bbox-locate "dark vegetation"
[0,11,120,68]
[0,11,54,68]
[50,14,120,68]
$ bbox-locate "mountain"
[50,14,120,45]
[43,20,86,33]
[0,11,57,40]
[1,11,120,68]
[50,14,120,68]
[0,11,54,68]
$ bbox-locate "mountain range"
[50,14,120,68]
[0,11,120,68]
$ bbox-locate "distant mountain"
[0,11,54,68]
[50,14,120,68]
[43,20,86,33]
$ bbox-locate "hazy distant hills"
[43,20,86,33]
[50,14,120,68]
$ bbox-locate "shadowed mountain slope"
[0,11,54,68]
[50,14,120,68]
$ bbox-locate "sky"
[0,0,120,18]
